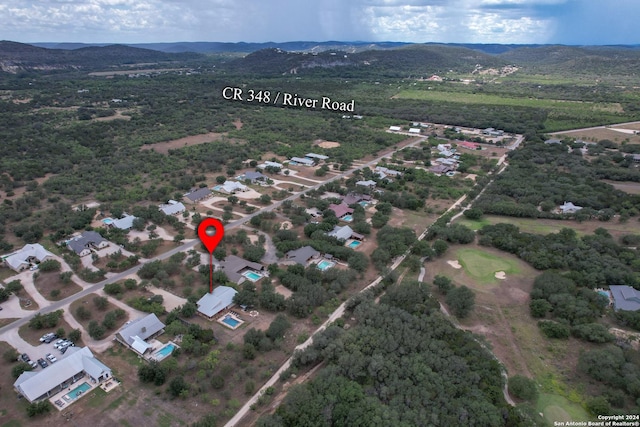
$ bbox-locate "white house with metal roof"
[115,313,166,355]
[305,153,329,161]
[197,286,238,319]
[2,243,53,272]
[14,347,111,402]
[290,157,316,166]
[159,200,186,216]
[220,181,248,194]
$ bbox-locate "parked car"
[54,340,69,349]
[28,360,37,369]
[19,353,30,363]
[37,358,48,368]
[45,353,57,363]
[39,333,55,343]
[60,346,68,354]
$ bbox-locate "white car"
[45,353,57,363]
[28,360,38,369]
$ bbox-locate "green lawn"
[456,247,521,284]
[536,393,591,424]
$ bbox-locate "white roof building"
[356,180,377,188]
[290,157,316,166]
[559,201,582,214]
[257,161,283,169]
[3,243,53,272]
[14,347,111,402]
[197,286,238,319]
[220,181,248,194]
[111,214,137,230]
[159,201,186,215]
[305,153,329,160]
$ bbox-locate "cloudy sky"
[1,0,638,45]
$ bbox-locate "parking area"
[16,334,76,372]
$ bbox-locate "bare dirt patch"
[494,271,506,280]
[139,132,228,154]
[555,127,640,144]
[34,271,83,301]
[315,140,341,148]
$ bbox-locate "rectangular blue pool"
[243,271,262,282]
[222,315,240,328]
[67,382,91,401]
[348,240,361,248]
[342,215,353,222]
[317,260,335,271]
[157,343,175,357]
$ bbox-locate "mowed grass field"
[395,89,623,113]
[536,393,591,424]
[456,247,521,285]
[456,214,640,241]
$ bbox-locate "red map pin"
[197,218,225,293]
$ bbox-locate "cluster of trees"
[28,310,63,330]
[479,225,639,288]
[474,142,640,219]
[258,281,533,426]
[242,314,292,359]
[371,226,417,270]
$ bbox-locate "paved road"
[0,136,425,339]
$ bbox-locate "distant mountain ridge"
[3,40,640,76]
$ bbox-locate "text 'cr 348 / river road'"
[222,86,355,112]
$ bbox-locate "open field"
[425,244,598,424]
[536,393,590,424]
[139,131,232,154]
[394,89,624,113]
[602,180,640,195]
[455,248,521,285]
[456,214,640,240]
[553,126,640,144]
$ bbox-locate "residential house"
[408,128,421,134]
[67,231,108,257]
[159,200,186,216]
[328,203,354,219]
[305,153,329,162]
[219,255,265,284]
[106,214,137,230]
[356,180,377,189]
[184,187,212,204]
[388,126,402,132]
[14,347,112,402]
[115,313,166,355]
[609,285,640,311]
[483,128,504,137]
[544,138,562,145]
[434,158,458,167]
[290,157,316,166]
[220,181,248,194]
[458,141,480,150]
[197,286,239,319]
[3,243,53,272]
[342,193,372,205]
[327,225,363,242]
[286,246,320,266]
[559,201,582,214]
[257,161,283,170]
[243,171,266,183]
[375,167,402,179]
[429,164,452,175]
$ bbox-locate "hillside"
[0,41,202,73]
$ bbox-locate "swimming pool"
[317,260,336,271]
[213,185,223,192]
[157,343,175,357]
[358,201,370,207]
[66,382,91,401]
[222,314,240,328]
[348,240,361,248]
[243,271,262,282]
[598,291,610,299]
[102,218,114,225]
[342,215,354,222]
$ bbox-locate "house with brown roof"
[328,203,354,219]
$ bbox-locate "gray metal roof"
[610,285,640,311]
[290,157,315,165]
[159,202,186,215]
[185,187,211,202]
[4,243,53,270]
[244,171,265,181]
[197,286,238,318]
[117,313,165,347]
[14,347,111,402]
[220,255,264,283]
[328,225,354,241]
[112,214,136,230]
[286,246,320,265]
